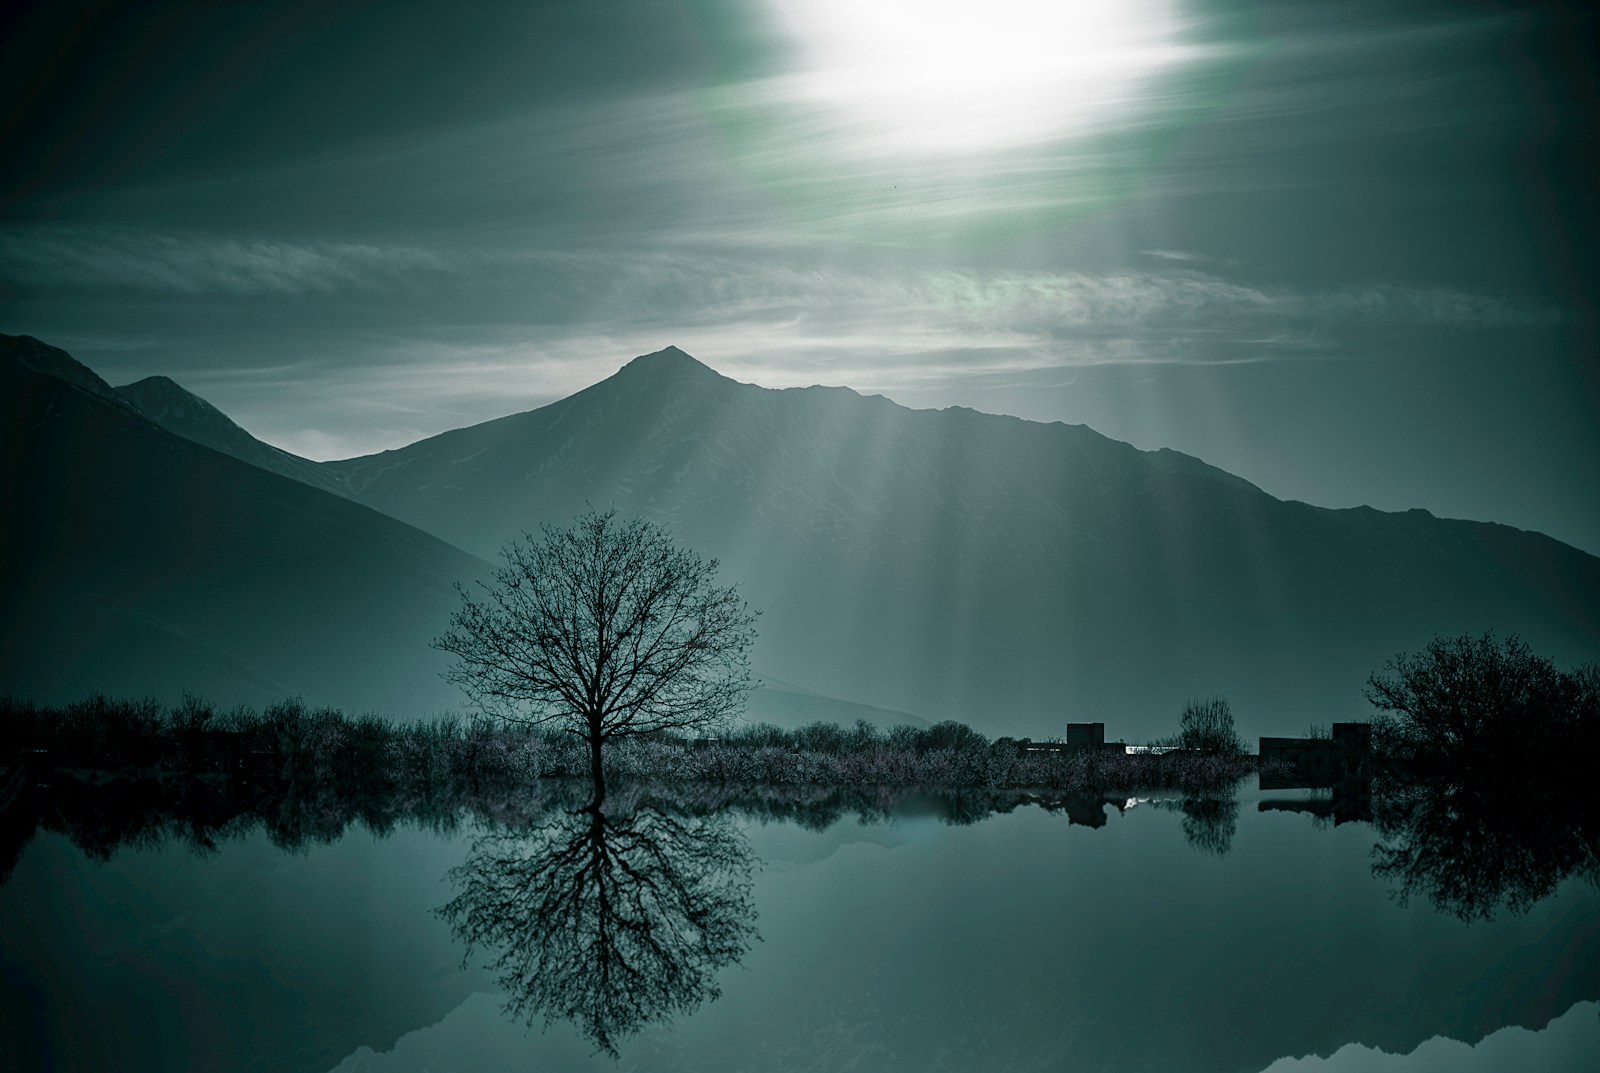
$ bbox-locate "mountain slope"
[322,347,1600,739]
[1,333,489,714]
[115,374,351,498]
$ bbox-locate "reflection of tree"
[1181,795,1239,856]
[1371,777,1599,922]
[438,802,758,1057]
[1148,793,1240,856]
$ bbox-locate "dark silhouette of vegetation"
[1176,696,1245,756]
[435,509,758,803]
[1359,632,1600,919]
[1369,775,1599,922]
[1181,794,1241,856]
[1,696,1255,795]
[1364,631,1598,773]
[0,695,1260,888]
[438,802,757,1057]
[1149,792,1241,855]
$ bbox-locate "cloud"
[0,225,456,294]
[9,226,1562,458]
[212,252,1560,457]
[7,227,1556,342]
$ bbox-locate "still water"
[2,783,1596,1072]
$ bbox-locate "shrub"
[1177,696,1244,756]
[1365,631,1592,771]
[920,720,988,754]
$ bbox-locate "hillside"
[0,333,490,715]
[320,347,1600,739]
[115,375,351,498]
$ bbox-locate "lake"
[2,779,1596,1072]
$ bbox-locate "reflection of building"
[1257,783,1373,825]
[1258,722,1372,823]
[1030,791,1129,828]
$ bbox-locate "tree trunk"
[588,732,606,808]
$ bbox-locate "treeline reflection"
[1259,764,1599,922]
[440,802,757,1057]
[7,756,1597,926]
[0,760,1153,886]
[7,758,1598,1056]
[1369,777,1600,922]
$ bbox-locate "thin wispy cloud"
[138,246,1557,459]
[0,226,457,294]
[5,217,1564,461]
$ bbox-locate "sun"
[766,0,1189,155]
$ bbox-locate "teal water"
[2,786,1596,1072]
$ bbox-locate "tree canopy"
[1364,631,1596,770]
[435,509,757,797]
[1177,696,1244,756]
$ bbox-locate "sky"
[3,0,1596,552]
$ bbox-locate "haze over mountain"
[1,336,922,729]
[318,346,1600,740]
[6,335,1597,740]
[114,374,351,498]
[0,333,489,715]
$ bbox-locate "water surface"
[1,783,1595,1072]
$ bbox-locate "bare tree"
[1177,695,1244,756]
[434,509,757,802]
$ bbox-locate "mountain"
[3,331,143,412]
[115,374,351,498]
[319,346,1600,740]
[0,333,490,714]
[744,678,929,732]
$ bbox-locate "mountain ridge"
[113,372,351,497]
[1,332,492,714]
[10,335,1594,738]
[312,345,1600,738]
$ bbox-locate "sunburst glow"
[767,0,1190,154]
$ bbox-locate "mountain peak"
[116,374,244,433]
[110,371,353,499]
[1,332,132,410]
[617,345,720,380]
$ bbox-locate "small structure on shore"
[1017,722,1130,755]
[1259,723,1371,788]
[1068,722,1105,748]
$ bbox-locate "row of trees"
[436,510,1596,795]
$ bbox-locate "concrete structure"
[1259,722,1371,789]
[1015,723,1129,756]
[1066,722,1105,748]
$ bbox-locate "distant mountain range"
[1,333,487,714]
[5,335,1597,738]
[114,374,351,498]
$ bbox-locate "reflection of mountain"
[4,770,1597,1073]
[0,333,489,712]
[319,347,1600,735]
[439,802,757,1057]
